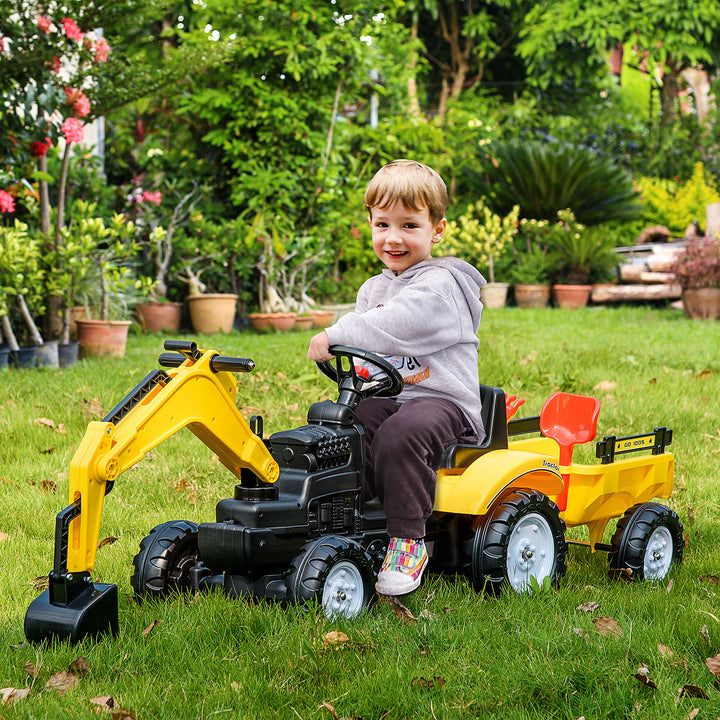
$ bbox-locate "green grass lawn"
[1,305,719,719]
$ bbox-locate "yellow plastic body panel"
[559,452,674,547]
[66,350,279,574]
[435,449,565,515]
[435,431,674,551]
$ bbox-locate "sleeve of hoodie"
[325,269,465,357]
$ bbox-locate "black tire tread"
[131,520,199,600]
[609,502,684,581]
[471,489,567,595]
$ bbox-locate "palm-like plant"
[464,140,642,225]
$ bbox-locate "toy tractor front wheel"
[286,536,376,618]
[609,502,684,581]
[131,520,200,600]
[470,490,567,594]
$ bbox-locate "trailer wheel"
[609,502,684,581]
[470,490,567,594]
[286,536,376,618]
[131,520,200,601]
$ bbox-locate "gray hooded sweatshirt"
[324,256,486,436]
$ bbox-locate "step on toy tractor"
[24,340,684,644]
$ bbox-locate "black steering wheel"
[316,345,404,403]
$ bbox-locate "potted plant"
[247,213,329,331]
[0,220,54,367]
[670,236,720,319]
[70,203,141,357]
[550,211,619,309]
[503,218,559,308]
[444,200,519,309]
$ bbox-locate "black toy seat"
[440,385,508,469]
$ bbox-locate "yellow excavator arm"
[66,344,279,573]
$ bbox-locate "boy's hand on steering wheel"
[307,331,333,362]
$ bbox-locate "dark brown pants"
[355,396,479,539]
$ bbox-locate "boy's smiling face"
[368,201,446,275]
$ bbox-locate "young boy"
[307,159,486,596]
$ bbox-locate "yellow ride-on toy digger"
[24,340,683,644]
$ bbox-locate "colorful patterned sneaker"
[375,537,428,596]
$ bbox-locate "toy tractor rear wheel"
[469,489,567,594]
[609,502,684,581]
[131,520,200,600]
[286,536,376,618]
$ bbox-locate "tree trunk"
[0,315,20,352]
[406,14,422,119]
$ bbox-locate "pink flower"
[94,36,111,62]
[64,87,90,117]
[62,18,84,43]
[30,137,53,158]
[0,190,16,214]
[141,191,162,205]
[61,117,84,144]
[0,37,5,53]
[37,15,52,34]
[50,56,61,74]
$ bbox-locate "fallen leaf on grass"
[577,601,600,613]
[34,417,56,429]
[379,594,417,623]
[688,507,695,525]
[666,578,674,593]
[694,369,712,381]
[30,575,49,591]
[142,619,162,638]
[608,567,633,582]
[678,684,708,700]
[0,531,9,543]
[699,575,718,585]
[686,709,699,720]
[658,644,675,659]
[633,663,657,689]
[323,631,349,648]
[90,695,115,710]
[593,380,617,393]
[24,661,37,678]
[706,653,720,677]
[39,478,56,493]
[97,536,118,549]
[44,670,79,697]
[594,616,623,638]
[411,676,446,690]
[69,656,89,678]
[1,686,30,705]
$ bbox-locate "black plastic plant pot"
[24,581,119,644]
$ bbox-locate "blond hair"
[364,159,448,224]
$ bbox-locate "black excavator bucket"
[24,502,119,644]
[24,576,118,644]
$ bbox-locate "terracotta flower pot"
[514,284,551,308]
[187,294,238,334]
[308,310,335,328]
[552,284,591,309]
[268,312,297,331]
[136,301,182,333]
[681,288,720,319]
[76,319,131,358]
[294,316,315,330]
[480,282,509,309]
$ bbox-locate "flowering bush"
[671,237,720,289]
[0,8,111,221]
